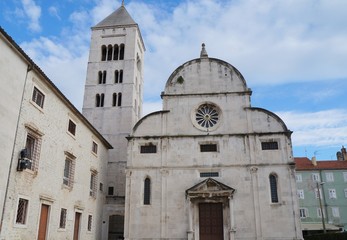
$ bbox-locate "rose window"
[195,104,219,128]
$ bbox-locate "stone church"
[0,3,303,240]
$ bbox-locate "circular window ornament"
[192,103,221,131]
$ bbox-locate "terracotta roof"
[94,6,136,28]
[295,157,347,170]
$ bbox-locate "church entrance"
[199,203,224,240]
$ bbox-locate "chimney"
[337,151,343,161]
[342,146,347,161]
[311,156,317,166]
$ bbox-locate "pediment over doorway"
[186,178,235,199]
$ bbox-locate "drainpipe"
[0,64,33,232]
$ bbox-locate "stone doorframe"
[186,178,236,240]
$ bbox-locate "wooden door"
[73,212,81,240]
[38,204,49,240]
[199,203,223,240]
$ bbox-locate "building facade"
[124,46,303,240]
[82,5,145,239]
[0,27,112,240]
[295,154,347,236]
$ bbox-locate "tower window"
[119,70,123,83]
[119,44,125,60]
[101,45,106,61]
[107,45,113,61]
[112,93,117,107]
[115,70,119,83]
[117,93,122,106]
[144,178,151,205]
[96,94,100,107]
[269,174,279,203]
[100,93,105,107]
[98,71,106,84]
[102,71,106,84]
[113,44,119,60]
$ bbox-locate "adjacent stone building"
[124,46,303,240]
[0,27,112,240]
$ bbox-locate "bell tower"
[82,4,145,239]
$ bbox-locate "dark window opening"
[96,94,100,107]
[200,144,217,152]
[108,186,114,196]
[144,178,151,205]
[16,198,29,224]
[119,44,125,60]
[261,141,279,150]
[115,70,119,83]
[200,172,219,177]
[107,45,113,61]
[98,71,102,84]
[269,174,279,203]
[101,45,106,61]
[88,215,92,231]
[119,70,123,83]
[68,120,76,136]
[102,71,106,84]
[32,87,45,108]
[113,44,119,60]
[140,145,157,154]
[100,93,105,107]
[112,93,117,107]
[117,93,122,107]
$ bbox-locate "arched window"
[144,177,151,205]
[96,94,100,107]
[107,45,113,61]
[102,71,107,84]
[119,70,123,83]
[100,93,105,107]
[115,70,119,83]
[113,44,119,60]
[101,45,106,61]
[112,93,117,107]
[269,174,279,203]
[98,71,102,84]
[119,44,125,60]
[117,93,122,107]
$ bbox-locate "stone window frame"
[62,151,76,189]
[299,208,308,218]
[143,177,151,205]
[297,189,304,199]
[199,141,219,152]
[139,142,158,154]
[269,173,279,204]
[92,141,98,155]
[24,124,43,172]
[59,208,67,229]
[260,138,280,150]
[67,118,77,137]
[31,85,45,110]
[90,170,98,198]
[14,196,30,227]
[87,214,93,232]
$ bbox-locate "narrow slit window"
[117,93,122,106]
[113,44,119,60]
[101,45,106,61]
[96,94,100,107]
[119,70,123,83]
[107,45,113,61]
[112,93,117,107]
[115,70,119,83]
[119,44,125,60]
[102,71,107,84]
[59,208,67,228]
[144,178,151,205]
[269,174,279,203]
[88,215,92,231]
[100,94,105,107]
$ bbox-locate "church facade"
[123,45,303,240]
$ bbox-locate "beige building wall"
[0,28,112,240]
[0,29,28,223]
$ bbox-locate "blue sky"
[1,0,347,160]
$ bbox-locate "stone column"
[187,197,194,240]
[229,196,236,240]
[250,166,262,239]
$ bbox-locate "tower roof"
[94,5,136,28]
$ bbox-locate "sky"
[1,0,347,160]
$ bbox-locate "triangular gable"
[186,178,235,199]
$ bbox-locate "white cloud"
[48,6,61,20]
[277,110,347,147]
[21,0,41,32]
